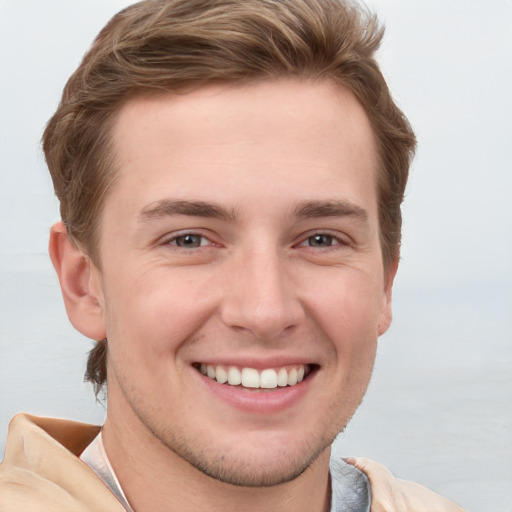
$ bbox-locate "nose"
[219,247,305,339]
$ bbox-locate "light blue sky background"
[1,1,511,510]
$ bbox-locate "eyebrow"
[138,198,368,224]
[139,199,238,223]
[293,200,368,222]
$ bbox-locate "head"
[45,0,415,490]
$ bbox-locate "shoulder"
[0,414,124,512]
[344,457,466,512]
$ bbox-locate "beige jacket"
[0,414,465,511]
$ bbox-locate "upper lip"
[191,356,318,370]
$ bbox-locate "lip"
[193,356,316,370]
[193,363,317,414]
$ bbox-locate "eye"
[302,234,339,248]
[168,233,209,248]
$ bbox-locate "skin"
[50,78,396,512]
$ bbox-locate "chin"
[159,425,336,488]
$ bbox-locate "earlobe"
[378,257,399,336]
[49,222,106,341]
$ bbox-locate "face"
[86,79,394,486]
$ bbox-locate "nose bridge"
[220,243,303,338]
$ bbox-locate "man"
[0,0,465,510]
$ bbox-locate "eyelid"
[161,229,219,248]
[295,229,351,248]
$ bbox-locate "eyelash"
[297,233,346,250]
[163,230,348,251]
[164,232,214,249]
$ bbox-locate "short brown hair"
[43,0,416,393]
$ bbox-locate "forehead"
[113,79,375,154]
[108,79,378,218]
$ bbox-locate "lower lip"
[195,370,314,414]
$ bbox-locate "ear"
[378,257,399,336]
[49,221,106,341]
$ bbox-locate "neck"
[102,411,332,512]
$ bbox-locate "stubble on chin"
[130,398,355,489]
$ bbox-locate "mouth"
[193,363,316,390]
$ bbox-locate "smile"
[196,364,312,389]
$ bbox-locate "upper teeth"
[199,364,307,389]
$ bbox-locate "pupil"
[177,235,200,247]
[310,234,332,247]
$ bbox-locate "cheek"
[102,269,219,365]
[310,271,384,341]
[306,270,382,389]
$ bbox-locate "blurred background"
[1,1,511,510]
